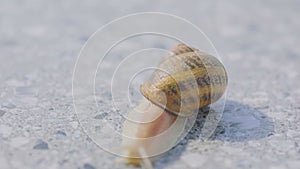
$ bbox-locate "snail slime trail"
[121,43,228,168]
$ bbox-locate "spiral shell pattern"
[140,43,228,116]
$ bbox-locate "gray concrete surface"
[1,0,300,169]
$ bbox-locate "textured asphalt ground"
[1,0,300,169]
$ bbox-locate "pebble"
[83,163,96,169]
[94,112,108,120]
[55,130,67,137]
[33,139,49,150]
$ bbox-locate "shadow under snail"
[121,43,228,169]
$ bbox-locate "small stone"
[33,139,49,150]
[0,110,6,117]
[83,163,95,169]
[94,112,108,120]
[55,130,67,137]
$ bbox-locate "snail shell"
[140,43,228,116]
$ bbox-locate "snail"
[121,43,228,168]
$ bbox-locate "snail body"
[121,44,228,168]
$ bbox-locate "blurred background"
[0,0,300,169]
